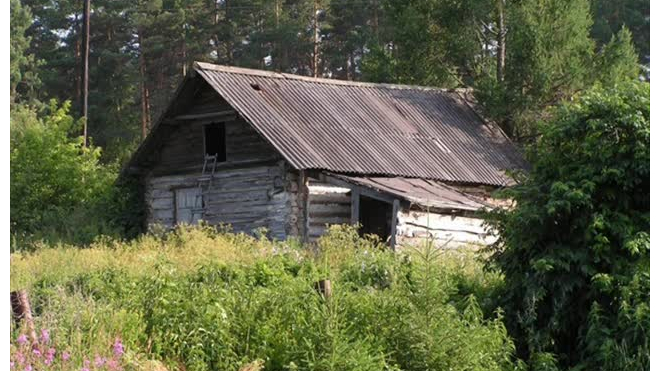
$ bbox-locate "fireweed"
[10,328,126,371]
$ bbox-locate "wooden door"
[175,187,202,224]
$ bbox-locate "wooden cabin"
[123,62,527,248]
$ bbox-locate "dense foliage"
[10,102,143,248]
[485,82,650,370]
[12,226,516,371]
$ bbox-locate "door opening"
[358,196,392,242]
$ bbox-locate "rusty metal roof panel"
[327,173,493,212]
[193,62,527,186]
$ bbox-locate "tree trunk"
[75,14,81,103]
[312,0,319,77]
[213,0,222,63]
[275,0,281,71]
[81,0,91,147]
[226,0,233,65]
[138,29,151,139]
[10,290,37,345]
[496,0,506,83]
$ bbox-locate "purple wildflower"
[107,358,121,371]
[44,348,56,365]
[94,355,106,368]
[62,351,71,361]
[32,349,41,358]
[81,358,90,371]
[16,334,28,345]
[113,338,124,357]
[40,329,50,344]
[10,361,15,369]
[24,365,32,371]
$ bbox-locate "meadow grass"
[10,225,513,371]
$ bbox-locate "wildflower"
[10,361,15,369]
[113,338,124,357]
[106,358,121,371]
[16,334,28,345]
[94,355,106,368]
[15,352,25,365]
[24,365,32,371]
[40,329,50,344]
[32,349,41,358]
[62,351,71,361]
[44,348,56,365]
[81,358,90,371]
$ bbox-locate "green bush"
[13,226,518,371]
[485,81,649,370]
[10,101,138,248]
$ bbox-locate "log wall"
[395,208,495,248]
[306,181,352,242]
[145,163,302,240]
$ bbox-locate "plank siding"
[152,118,277,175]
[152,86,278,176]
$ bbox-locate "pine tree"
[10,0,41,104]
[478,0,595,139]
[595,27,640,86]
[591,0,649,65]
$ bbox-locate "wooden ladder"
[191,154,218,223]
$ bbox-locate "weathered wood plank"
[390,199,399,250]
[351,190,360,225]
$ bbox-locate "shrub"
[485,81,649,370]
[10,101,122,248]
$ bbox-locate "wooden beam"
[173,110,236,122]
[390,199,399,251]
[150,157,280,177]
[318,174,399,205]
[300,170,310,244]
[351,189,360,225]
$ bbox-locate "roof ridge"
[193,61,472,93]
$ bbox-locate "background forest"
[12,0,649,154]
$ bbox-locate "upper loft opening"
[204,123,226,162]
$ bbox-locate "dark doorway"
[358,196,392,242]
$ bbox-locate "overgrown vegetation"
[484,81,650,370]
[12,225,515,371]
[10,101,142,249]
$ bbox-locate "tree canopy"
[10,0,648,156]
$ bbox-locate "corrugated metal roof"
[190,62,526,186]
[327,173,493,212]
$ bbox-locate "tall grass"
[11,225,516,371]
